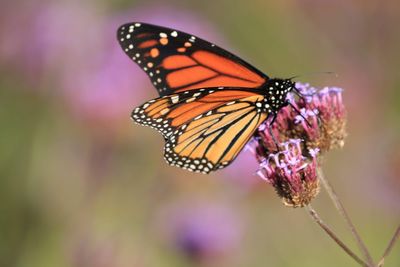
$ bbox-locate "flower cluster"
[256,83,347,154]
[256,139,320,207]
[249,83,347,207]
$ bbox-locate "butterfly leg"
[288,102,312,127]
[268,113,280,151]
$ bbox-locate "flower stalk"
[377,225,400,267]
[306,205,369,267]
[317,167,375,267]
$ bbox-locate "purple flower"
[256,83,347,155]
[292,84,347,151]
[249,83,347,206]
[159,202,242,262]
[255,139,320,207]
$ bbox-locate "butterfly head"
[264,78,295,113]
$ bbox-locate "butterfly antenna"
[292,87,310,99]
[288,71,338,80]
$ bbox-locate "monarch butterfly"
[117,22,296,174]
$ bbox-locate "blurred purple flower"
[0,1,102,86]
[69,231,118,267]
[0,2,223,126]
[159,202,242,263]
[220,149,263,192]
[63,4,224,125]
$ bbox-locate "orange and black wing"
[117,22,268,96]
[131,87,268,173]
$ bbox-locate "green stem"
[306,205,369,267]
[317,167,375,267]
[377,225,400,267]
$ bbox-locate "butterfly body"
[118,22,294,173]
[259,78,294,114]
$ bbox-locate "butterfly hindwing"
[118,22,268,97]
[131,87,268,173]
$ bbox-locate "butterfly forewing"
[118,22,268,97]
[131,87,267,173]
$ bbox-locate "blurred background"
[0,0,399,266]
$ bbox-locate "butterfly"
[117,22,295,174]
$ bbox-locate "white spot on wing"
[171,95,179,104]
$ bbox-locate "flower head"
[256,83,347,155]
[294,83,347,152]
[255,139,320,207]
[249,83,347,207]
